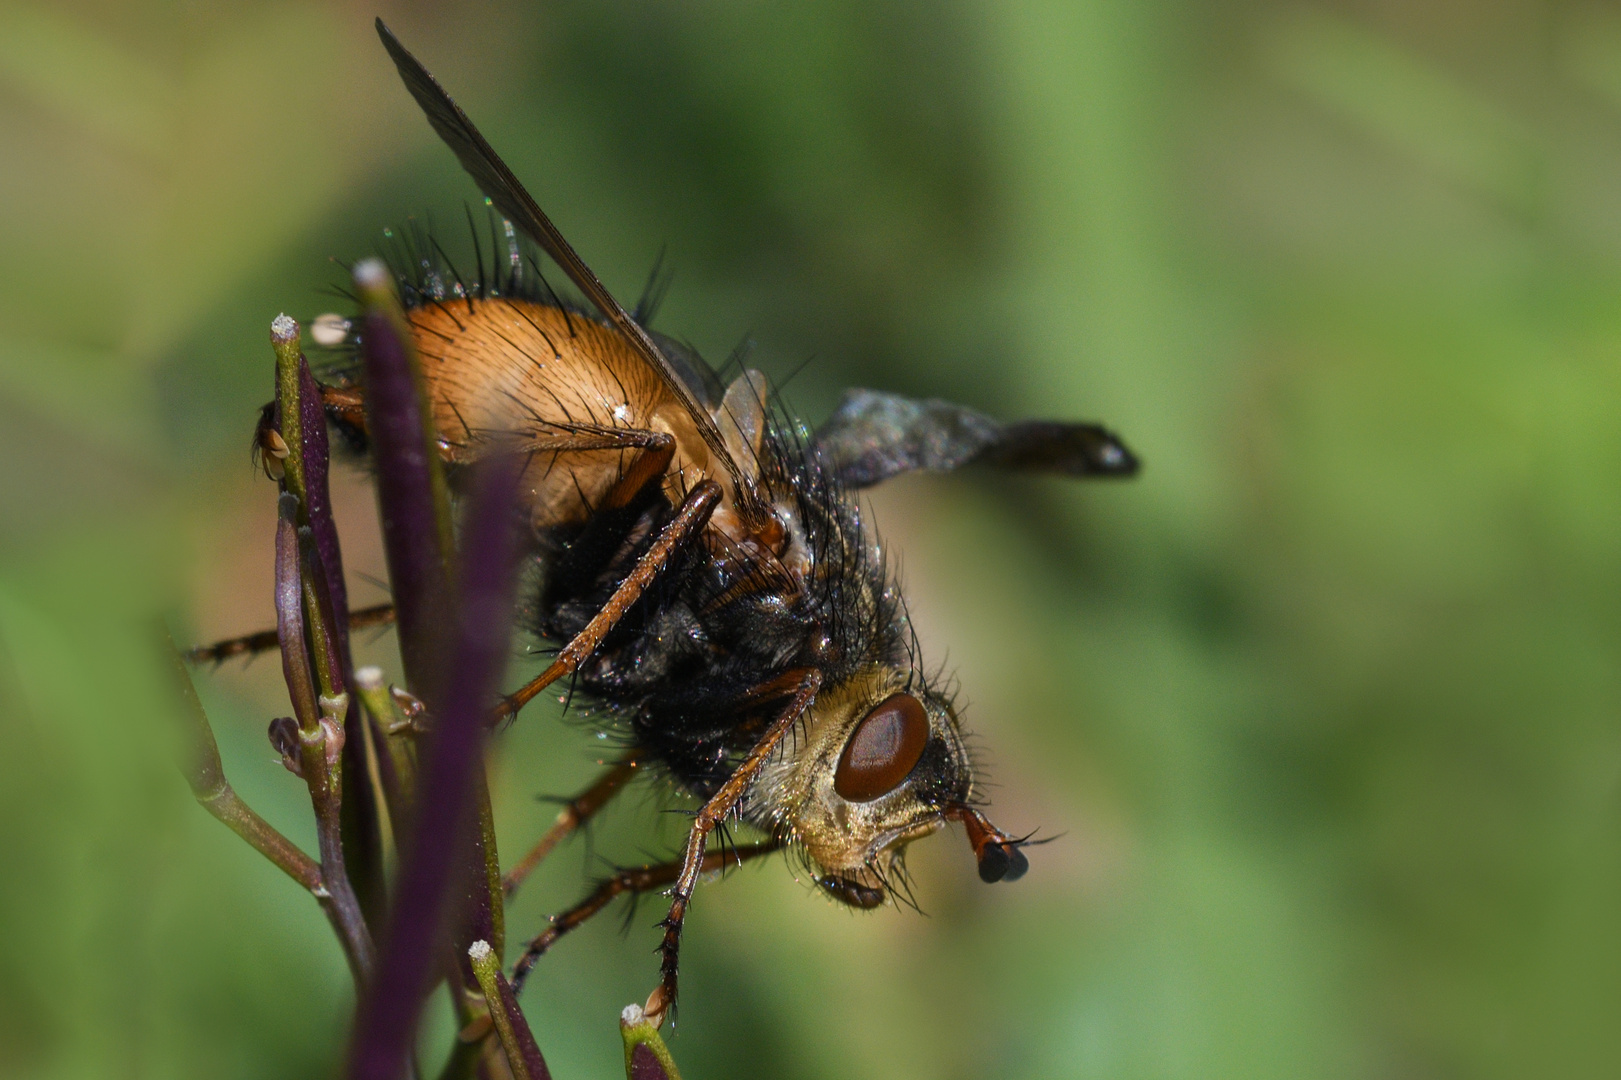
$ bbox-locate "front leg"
[647,669,823,1027]
[495,478,721,721]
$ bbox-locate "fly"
[193,19,1140,1026]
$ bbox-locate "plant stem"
[352,260,454,699]
[280,317,389,926]
[272,315,310,509]
[467,941,551,1080]
[274,316,382,976]
[168,632,375,980]
[347,265,523,1080]
[276,493,321,731]
[307,691,375,983]
[470,773,505,957]
[168,636,323,892]
[275,491,374,982]
[355,665,418,822]
[619,1004,682,1080]
[301,532,344,699]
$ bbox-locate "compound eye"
[834,693,930,802]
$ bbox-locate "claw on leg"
[646,670,822,1023]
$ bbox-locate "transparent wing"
[812,389,1139,489]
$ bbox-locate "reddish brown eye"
[834,693,930,802]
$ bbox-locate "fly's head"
[748,667,1030,909]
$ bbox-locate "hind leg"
[509,839,781,993]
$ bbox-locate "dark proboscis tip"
[815,874,887,909]
[975,842,1029,883]
[1003,845,1029,882]
[811,389,1142,489]
[952,803,1033,884]
[977,843,1009,883]
[976,840,1031,883]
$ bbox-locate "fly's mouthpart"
[814,872,887,909]
[947,803,1032,884]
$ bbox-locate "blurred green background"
[5,1,1621,1077]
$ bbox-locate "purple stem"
[275,493,318,732]
[347,459,522,1080]
[630,1045,673,1080]
[293,352,388,925]
[347,259,494,956]
[275,491,373,982]
[346,264,524,1079]
[298,356,350,647]
[353,261,452,701]
[492,968,553,1080]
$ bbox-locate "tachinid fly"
[201,20,1139,1025]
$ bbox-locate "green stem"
[354,665,418,824]
[467,941,550,1080]
[166,636,337,918]
[619,1003,682,1080]
[271,314,310,510]
[467,942,529,1080]
[175,658,322,887]
[303,691,375,983]
[272,317,376,983]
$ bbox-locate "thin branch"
[620,1004,682,1080]
[277,315,388,926]
[354,665,417,821]
[276,490,374,982]
[167,634,322,892]
[168,630,373,984]
[468,942,552,1080]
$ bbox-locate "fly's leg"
[186,604,398,665]
[647,669,822,1027]
[502,756,641,898]
[508,839,781,993]
[494,478,722,722]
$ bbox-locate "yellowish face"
[746,667,974,904]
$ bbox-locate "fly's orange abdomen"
[407,299,718,529]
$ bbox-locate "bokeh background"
[5,1,1621,1077]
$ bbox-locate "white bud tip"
[310,313,352,347]
[353,258,389,289]
[354,665,384,690]
[270,313,299,342]
[468,939,493,962]
[620,1003,645,1026]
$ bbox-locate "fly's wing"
[812,389,1139,489]
[374,19,757,518]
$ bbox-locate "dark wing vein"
[375,18,758,518]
